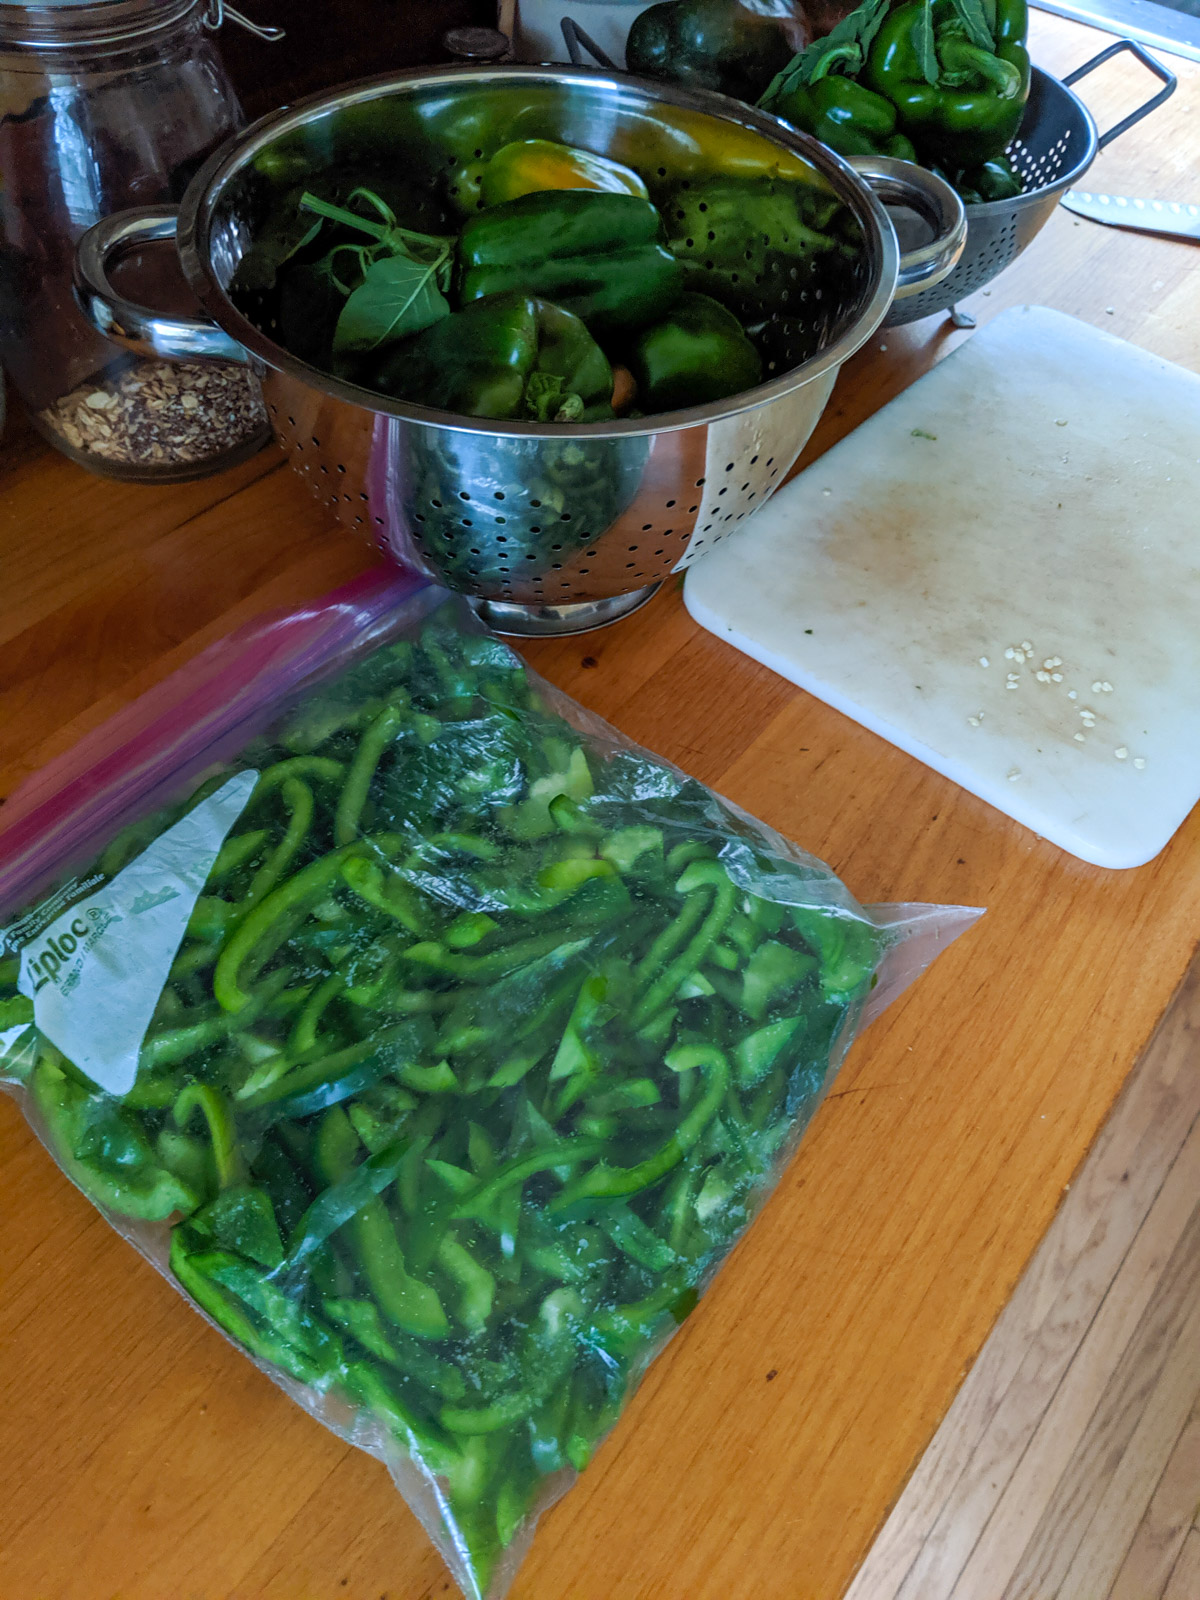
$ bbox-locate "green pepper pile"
[0,601,884,1597]
[633,0,1030,204]
[759,0,1030,201]
[235,129,861,423]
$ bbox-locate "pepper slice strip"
[452,1137,606,1223]
[551,1045,730,1207]
[213,842,365,1013]
[334,697,409,846]
[174,1083,241,1190]
[170,1226,345,1388]
[313,1105,449,1340]
[631,860,737,1026]
[439,1288,584,1435]
[237,1022,425,1113]
[239,777,314,909]
[32,1058,200,1221]
[342,857,434,936]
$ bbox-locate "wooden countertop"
[1,14,1198,1598]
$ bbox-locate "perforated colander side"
[885,68,1098,325]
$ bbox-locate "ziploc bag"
[0,570,979,1599]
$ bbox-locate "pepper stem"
[936,33,1023,97]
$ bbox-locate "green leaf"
[759,0,891,102]
[949,0,996,49]
[332,250,450,357]
[916,0,941,84]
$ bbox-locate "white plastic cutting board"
[684,306,1200,869]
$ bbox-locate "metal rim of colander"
[959,67,1100,219]
[177,63,901,442]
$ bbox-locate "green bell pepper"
[372,292,614,423]
[480,139,648,208]
[953,152,1023,202]
[864,0,1031,168]
[772,72,918,161]
[626,0,807,102]
[664,175,856,321]
[628,292,763,412]
[458,191,685,338]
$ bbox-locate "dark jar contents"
[39,358,265,474]
[0,0,271,482]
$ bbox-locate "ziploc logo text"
[27,907,120,995]
[8,769,256,1097]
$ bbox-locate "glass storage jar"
[0,0,273,480]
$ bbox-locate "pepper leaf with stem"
[297,188,457,359]
[333,252,452,359]
[948,0,997,49]
[758,0,892,103]
[916,0,941,85]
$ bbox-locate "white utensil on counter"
[684,305,1200,869]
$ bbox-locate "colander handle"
[849,157,968,300]
[1062,39,1176,150]
[74,207,250,366]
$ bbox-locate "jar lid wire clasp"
[202,1,285,42]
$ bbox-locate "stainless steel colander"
[76,65,965,635]
[885,39,1176,327]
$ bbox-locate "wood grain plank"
[948,1118,1200,1599]
[1107,1389,1200,1600]
[1052,1270,1200,1599]
[1162,1527,1200,1600]
[991,1162,1200,1597]
[846,962,1200,1600]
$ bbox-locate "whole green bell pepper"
[955,151,1023,202]
[372,292,614,423]
[864,0,1031,168]
[480,140,648,208]
[664,175,856,321]
[628,292,763,412]
[458,191,685,339]
[626,0,808,102]
[772,73,918,161]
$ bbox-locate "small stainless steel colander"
[886,39,1175,326]
[76,65,965,634]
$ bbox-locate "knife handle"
[1064,38,1176,150]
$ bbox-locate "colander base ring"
[469,583,662,637]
